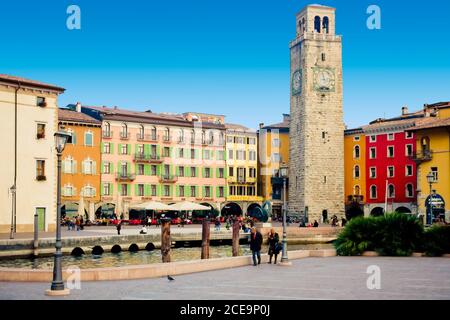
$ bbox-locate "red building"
[364,117,418,216]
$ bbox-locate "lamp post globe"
[46,131,71,296]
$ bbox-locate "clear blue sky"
[1,0,449,129]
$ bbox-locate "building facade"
[344,128,366,219]
[288,5,345,222]
[224,123,263,216]
[59,105,102,221]
[79,106,228,218]
[0,74,65,233]
[258,114,290,219]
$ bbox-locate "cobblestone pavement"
[1,257,449,300]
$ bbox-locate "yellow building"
[258,114,290,219]
[224,123,263,216]
[344,128,366,219]
[407,105,450,224]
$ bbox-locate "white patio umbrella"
[168,201,211,211]
[130,201,171,211]
[78,195,85,218]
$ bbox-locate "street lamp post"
[279,164,292,266]
[46,130,71,296]
[426,172,435,225]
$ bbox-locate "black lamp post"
[46,130,71,296]
[279,164,292,266]
[426,172,435,225]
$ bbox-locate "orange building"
[344,128,366,219]
[58,106,102,220]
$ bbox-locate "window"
[163,147,170,157]
[190,148,195,159]
[83,159,95,175]
[249,151,256,161]
[218,168,224,178]
[84,131,93,146]
[387,146,394,158]
[121,144,128,155]
[103,162,110,174]
[272,138,280,147]
[237,168,246,182]
[370,147,376,159]
[354,145,360,159]
[164,185,170,197]
[82,186,96,197]
[178,129,184,143]
[151,185,157,196]
[138,164,144,175]
[103,184,110,196]
[387,133,394,141]
[219,186,224,198]
[205,186,211,198]
[151,145,157,156]
[387,166,395,178]
[137,144,144,155]
[103,122,111,137]
[271,153,280,163]
[205,168,211,178]
[219,132,225,145]
[191,186,196,197]
[37,96,46,107]
[164,128,170,141]
[370,167,376,179]
[370,135,377,142]
[406,165,413,177]
[179,185,185,197]
[120,163,128,176]
[354,185,361,195]
[406,144,413,157]
[229,167,234,177]
[314,16,321,33]
[354,165,360,178]
[208,131,214,145]
[151,126,157,140]
[322,16,329,33]
[137,184,144,196]
[388,184,395,198]
[406,184,414,198]
[178,166,185,177]
[203,150,210,160]
[151,165,157,176]
[405,131,413,139]
[179,148,184,158]
[103,143,110,154]
[191,167,196,177]
[138,125,144,140]
[121,184,128,196]
[321,53,326,62]
[236,150,245,161]
[228,150,234,160]
[370,185,377,199]
[68,129,76,144]
[217,151,224,161]
[202,130,206,144]
[121,123,128,139]
[431,167,438,181]
[353,136,360,141]
[63,157,76,174]
[37,123,45,139]
[36,160,46,180]
[227,136,234,143]
[190,130,196,144]
[248,137,256,145]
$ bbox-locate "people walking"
[75,216,81,231]
[214,219,221,231]
[116,220,122,235]
[249,227,263,266]
[267,228,280,264]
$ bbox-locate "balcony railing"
[115,173,136,181]
[163,135,171,143]
[36,175,47,181]
[159,174,178,183]
[102,131,112,139]
[347,195,364,203]
[120,132,130,140]
[136,133,159,141]
[410,149,433,162]
[133,153,162,163]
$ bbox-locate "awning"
[168,201,211,211]
[130,201,171,211]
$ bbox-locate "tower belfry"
[288,4,345,222]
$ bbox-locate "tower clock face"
[292,70,302,96]
[313,68,335,92]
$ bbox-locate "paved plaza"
[1,256,449,300]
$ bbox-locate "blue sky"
[1,0,449,129]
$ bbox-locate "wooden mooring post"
[201,218,210,259]
[161,217,171,263]
[232,220,240,257]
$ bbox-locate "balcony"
[410,150,433,163]
[159,174,178,183]
[163,135,171,143]
[115,173,136,181]
[36,175,47,181]
[134,153,163,163]
[120,132,130,140]
[347,195,364,204]
[102,131,113,139]
[137,133,159,142]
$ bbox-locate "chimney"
[401,106,409,116]
[75,102,81,113]
[259,123,265,129]
[283,113,291,122]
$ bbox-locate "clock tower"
[288,5,345,222]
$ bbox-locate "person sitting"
[313,220,319,228]
[140,226,148,234]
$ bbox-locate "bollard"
[201,218,210,259]
[161,218,171,263]
[33,212,39,257]
[232,220,240,257]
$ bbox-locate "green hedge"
[334,213,449,257]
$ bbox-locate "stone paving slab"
[0,257,449,300]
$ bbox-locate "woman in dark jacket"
[267,228,280,264]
